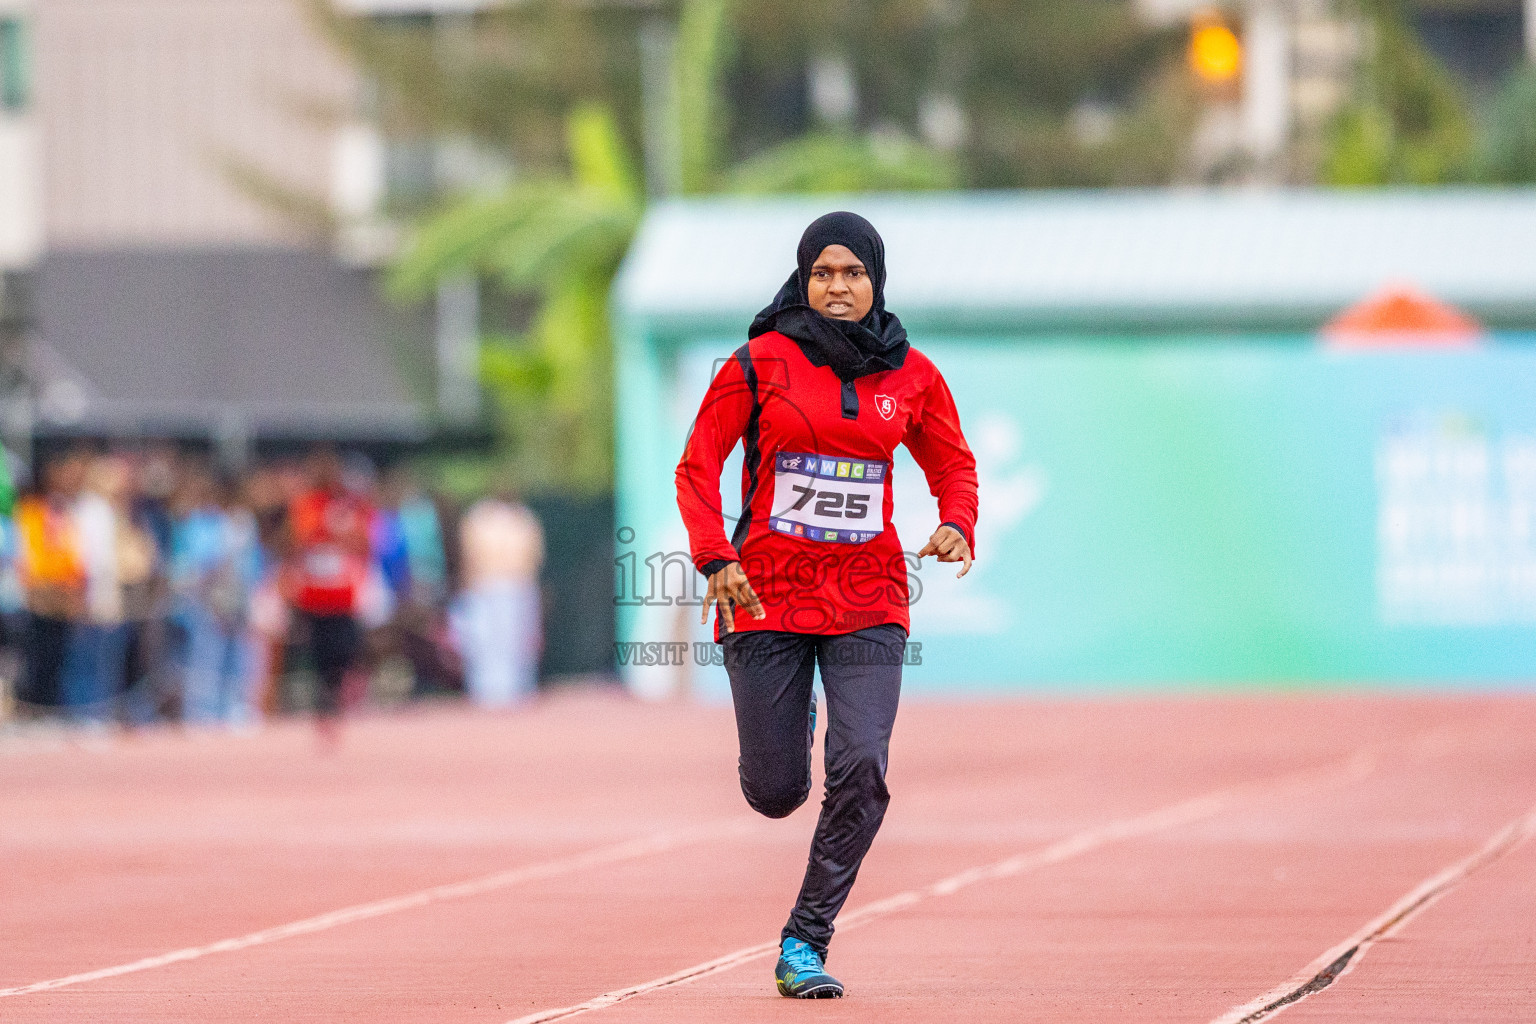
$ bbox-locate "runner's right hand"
[703,561,766,635]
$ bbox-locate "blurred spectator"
[0,442,520,730]
[372,478,411,607]
[65,454,121,722]
[283,447,374,726]
[395,469,450,605]
[135,445,180,561]
[244,464,293,718]
[62,455,160,725]
[346,456,396,639]
[172,466,261,728]
[452,491,544,708]
[120,445,183,723]
[114,456,166,727]
[0,449,25,705]
[378,466,458,697]
[14,451,89,714]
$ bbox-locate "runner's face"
[308,450,344,492]
[807,245,874,322]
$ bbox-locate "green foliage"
[330,0,1183,495]
[387,180,636,298]
[1090,70,1204,187]
[730,0,1186,188]
[1475,65,1536,184]
[389,104,641,494]
[1320,2,1474,186]
[1322,105,1396,186]
[675,0,733,195]
[726,132,958,193]
[305,0,646,177]
[379,1,971,494]
[477,274,615,493]
[568,103,643,200]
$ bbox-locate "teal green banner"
[617,335,1536,695]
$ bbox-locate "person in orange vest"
[14,451,89,715]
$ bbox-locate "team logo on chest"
[874,394,897,421]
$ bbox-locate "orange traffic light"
[1189,21,1242,85]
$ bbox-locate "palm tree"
[388,105,642,494]
[381,0,956,495]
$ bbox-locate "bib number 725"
[790,484,870,520]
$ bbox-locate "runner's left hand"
[918,525,972,578]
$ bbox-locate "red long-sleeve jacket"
[676,330,978,637]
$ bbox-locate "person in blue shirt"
[171,466,261,727]
[378,466,455,697]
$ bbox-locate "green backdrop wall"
[616,333,1536,696]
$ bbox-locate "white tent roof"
[615,190,1536,333]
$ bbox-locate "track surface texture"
[3,691,1534,1022]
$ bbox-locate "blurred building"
[0,0,502,470]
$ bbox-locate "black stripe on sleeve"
[730,343,763,554]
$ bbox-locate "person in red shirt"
[675,212,978,998]
[283,447,373,728]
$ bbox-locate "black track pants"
[722,623,905,956]
[300,612,360,717]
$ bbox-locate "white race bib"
[304,546,346,580]
[768,452,887,544]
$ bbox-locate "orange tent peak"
[1322,285,1483,348]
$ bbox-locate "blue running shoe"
[775,937,843,998]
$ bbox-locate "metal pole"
[435,274,480,423]
[640,16,680,198]
[215,408,251,474]
[1243,0,1291,178]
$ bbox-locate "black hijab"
[748,211,909,382]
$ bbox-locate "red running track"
[2,691,1534,1022]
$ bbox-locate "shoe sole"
[779,982,844,999]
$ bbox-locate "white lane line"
[1208,802,1536,1024]
[0,817,755,999]
[504,752,1378,1024]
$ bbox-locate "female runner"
[675,211,979,998]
